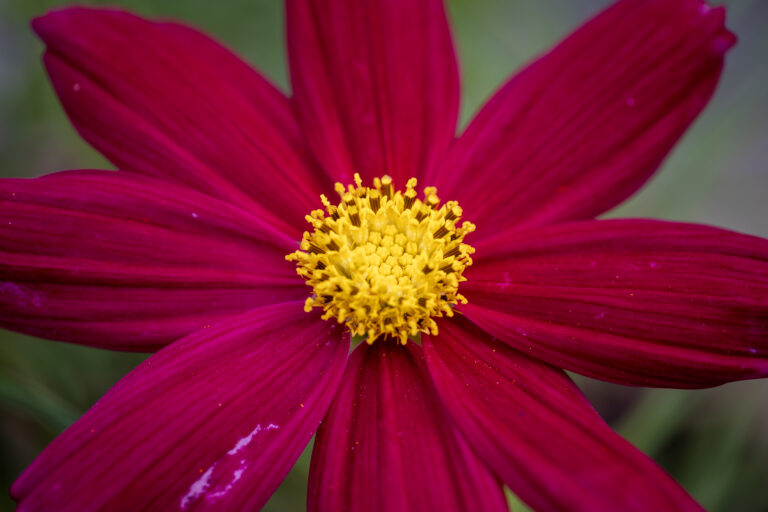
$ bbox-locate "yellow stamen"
[287,174,475,344]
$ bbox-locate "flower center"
[287,174,475,344]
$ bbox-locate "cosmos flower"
[2,0,767,511]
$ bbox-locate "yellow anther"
[286,174,475,344]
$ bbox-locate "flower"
[2,0,766,510]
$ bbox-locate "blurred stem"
[0,371,81,433]
[614,388,699,456]
[683,415,753,511]
[505,487,534,512]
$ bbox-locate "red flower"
[3,1,766,511]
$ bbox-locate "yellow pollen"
[287,174,475,345]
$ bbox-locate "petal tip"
[30,12,54,38]
[31,6,131,41]
[712,29,738,54]
[30,7,85,40]
[697,3,737,54]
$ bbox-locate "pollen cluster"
[287,174,475,344]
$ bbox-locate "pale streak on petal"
[207,459,249,502]
[180,465,215,510]
[228,423,280,456]
[179,423,280,510]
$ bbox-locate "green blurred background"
[1,0,766,510]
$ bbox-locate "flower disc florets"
[287,174,475,344]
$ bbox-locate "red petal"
[462,219,768,388]
[428,0,735,234]
[0,171,305,350]
[33,7,327,233]
[308,341,506,512]
[287,0,459,186]
[12,302,348,512]
[424,317,703,512]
